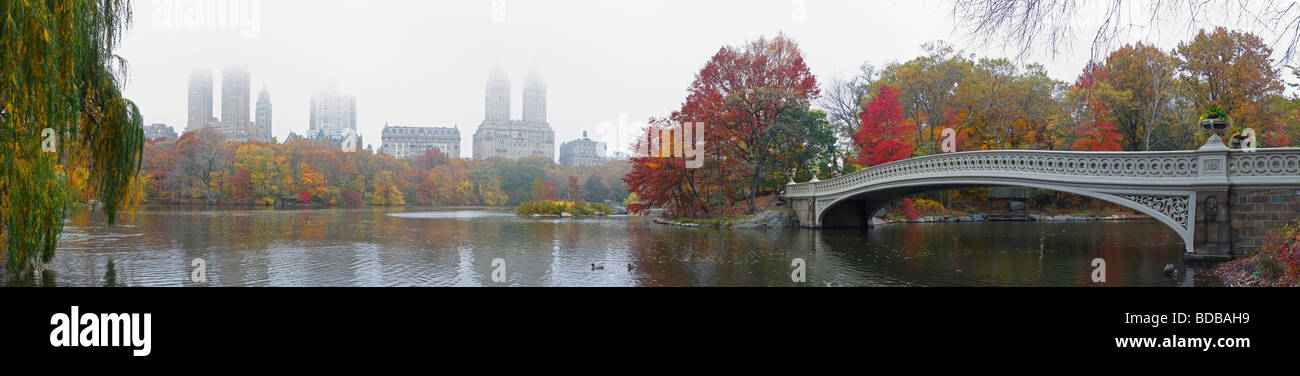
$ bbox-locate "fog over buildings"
[118,0,1299,159]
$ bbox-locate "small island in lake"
[516,200,613,218]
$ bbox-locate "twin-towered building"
[186,66,272,143]
[381,67,609,163]
[471,66,555,160]
[378,67,547,161]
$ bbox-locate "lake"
[3,206,1198,286]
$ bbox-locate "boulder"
[561,212,573,218]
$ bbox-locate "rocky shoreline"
[654,209,798,229]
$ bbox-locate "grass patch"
[670,217,734,227]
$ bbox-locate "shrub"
[911,198,947,217]
[1256,222,1300,286]
[901,198,921,221]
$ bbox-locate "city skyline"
[119,1,1300,159]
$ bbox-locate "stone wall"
[1230,189,1300,253]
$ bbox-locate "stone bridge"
[783,137,1300,259]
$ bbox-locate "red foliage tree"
[1070,122,1124,151]
[1069,63,1124,152]
[341,190,364,207]
[854,85,917,166]
[623,119,723,217]
[231,168,253,204]
[566,176,581,201]
[901,198,921,221]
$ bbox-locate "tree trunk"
[746,156,764,214]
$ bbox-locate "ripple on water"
[387,210,515,219]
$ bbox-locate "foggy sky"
[116,0,1293,158]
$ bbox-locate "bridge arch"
[812,178,1195,253]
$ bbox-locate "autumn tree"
[681,33,819,213]
[530,178,557,201]
[231,169,253,204]
[1176,27,1287,146]
[855,86,917,166]
[566,176,581,201]
[1067,63,1124,151]
[624,120,718,217]
[176,128,229,203]
[1101,43,1183,151]
[869,42,974,155]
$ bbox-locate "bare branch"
[951,0,1300,66]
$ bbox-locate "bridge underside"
[787,179,1228,257]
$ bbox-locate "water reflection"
[1,206,1198,287]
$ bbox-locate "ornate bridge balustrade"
[784,138,1300,258]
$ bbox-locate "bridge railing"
[1227,148,1300,177]
[785,148,1300,198]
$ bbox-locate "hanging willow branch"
[1,0,143,273]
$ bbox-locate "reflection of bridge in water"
[784,136,1300,259]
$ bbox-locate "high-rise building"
[472,67,555,161]
[485,66,510,122]
[255,86,273,142]
[559,131,607,167]
[221,65,251,130]
[309,90,358,141]
[187,69,213,130]
[380,124,461,159]
[523,67,546,124]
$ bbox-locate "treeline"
[142,127,631,207]
[831,27,1297,159]
[628,28,1300,218]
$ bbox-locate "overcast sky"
[116,0,1296,158]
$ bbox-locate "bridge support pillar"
[787,197,818,228]
[1192,189,1233,261]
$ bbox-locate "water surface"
[4,206,1195,286]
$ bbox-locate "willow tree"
[1,0,144,273]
